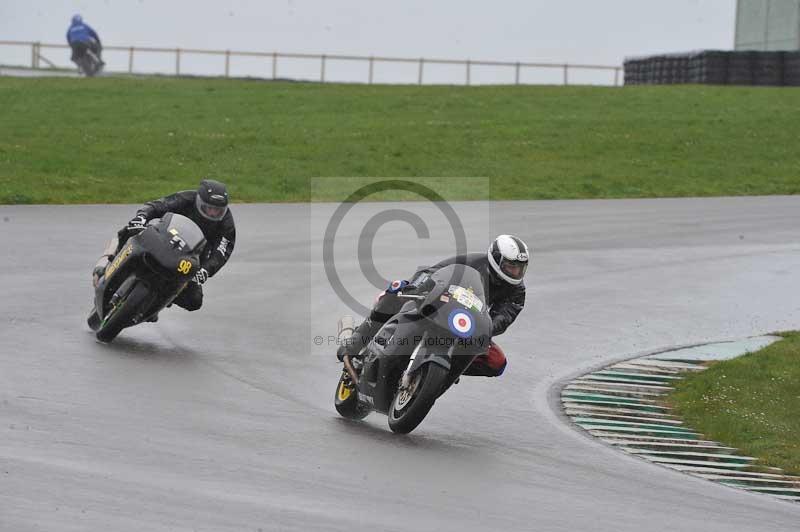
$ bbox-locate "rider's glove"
[192,268,209,285]
[405,273,433,294]
[127,214,147,233]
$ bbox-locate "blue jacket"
[66,22,100,45]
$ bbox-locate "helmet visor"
[499,258,527,281]
[196,195,228,221]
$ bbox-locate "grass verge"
[668,332,800,475]
[2,77,800,203]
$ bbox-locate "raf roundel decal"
[448,309,475,338]
[386,279,407,294]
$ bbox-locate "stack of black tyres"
[783,51,800,86]
[672,55,689,84]
[627,60,639,85]
[727,51,755,85]
[753,52,783,85]
[623,58,642,85]
[690,51,729,84]
[623,50,799,86]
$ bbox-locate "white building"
[736,0,800,50]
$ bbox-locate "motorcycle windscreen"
[426,264,486,308]
[162,213,206,254]
[421,264,492,343]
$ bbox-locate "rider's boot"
[92,255,112,288]
[336,315,360,362]
[336,316,382,362]
[92,236,120,288]
[335,286,408,362]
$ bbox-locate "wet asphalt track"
[1,197,800,531]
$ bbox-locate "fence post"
[272,52,277,79]
[128,46,134,73]
[466,59,471,86]
[31,43,36,68]
[320,54,326,82]
[225,50,230,77]
[614,67,620,87]
[563,63,568,85]
[418,58,424,85]
[515,62,520,85]
[175,48,181,76]
[368,56,374,84]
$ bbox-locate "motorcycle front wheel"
[388,363,448,434]
[95,281,150,343]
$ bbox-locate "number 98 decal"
[177,260,193,275]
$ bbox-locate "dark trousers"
[341,289,407,356]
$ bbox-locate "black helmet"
[487,234,529,285]
[195,179,229,222]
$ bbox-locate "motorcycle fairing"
[93,213,205,322]
[356,265,493,414]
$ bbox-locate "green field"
[1,76,800,204]
[669,333,800,475]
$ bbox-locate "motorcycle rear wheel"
[95,281,150,343]
[78,54,98,77]
[87,309,101,331]
[334,371,370,420]
[388,363,448,434]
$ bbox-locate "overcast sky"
[0,1,737,83]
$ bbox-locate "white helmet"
[487,234,529,285]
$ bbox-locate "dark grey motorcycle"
[72,42,103,77]
[88,213,205,342]
[335,264,493,434]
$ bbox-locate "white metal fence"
[0,40,623,86]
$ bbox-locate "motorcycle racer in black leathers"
[92,179,235,312]
[337,234,529,377]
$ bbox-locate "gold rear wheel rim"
[337,380,353,402]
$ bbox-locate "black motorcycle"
[335,264,493,433]
[72,41,103,77]
[88,213,206,342]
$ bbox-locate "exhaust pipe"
[337,315,355,340]
[338,315,359,384]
